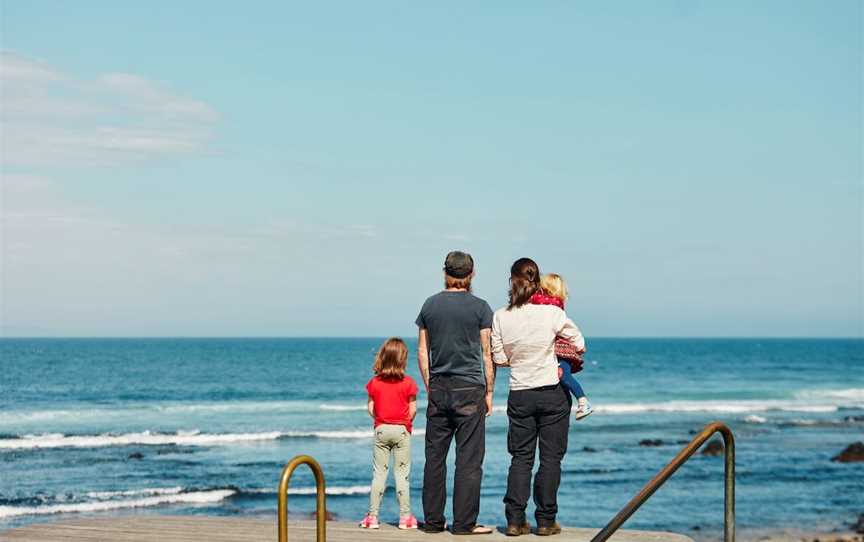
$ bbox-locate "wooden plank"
[0,518,694,542]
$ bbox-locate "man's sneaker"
[359,514,380,529]
[399,514,419,530]
[575,400,593,420]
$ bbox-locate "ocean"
[1,338,862,537]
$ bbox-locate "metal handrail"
[277,455,327,542]
[590,421,735,542]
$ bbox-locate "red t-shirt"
[365,375,419,433]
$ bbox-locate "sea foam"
[283,428,424,439]
[85,487,185,499]
[0,427,416,451]
[490,399,843,415]
[594,400,841,414]
[243,485,371,496]
[0,489,236,519]
[0,431,283,450]
[5,387,859,425]
[794,388,864,402]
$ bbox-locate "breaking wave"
[0,428,393,451]
[793,388,864,402]
[242,485,370,496]
[4,388,860,426]
[0,431,283,450]
[85,487,184,499]
[0,488,235,519]
[743,415,768,424]
[485,395,861,415]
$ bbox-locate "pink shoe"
[398,514,419,530]
[359,514,380,529]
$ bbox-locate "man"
[416,251,495,535]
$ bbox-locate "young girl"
[530,273,593,420]
[359,338,419,530]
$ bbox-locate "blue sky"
[1,1,861,337]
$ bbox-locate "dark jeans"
[423,376,486,533]
[558,359,585,398]
[504,384,571,527]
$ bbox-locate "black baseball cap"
[444,251,474,278]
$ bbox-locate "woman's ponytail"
[508,257,541,310]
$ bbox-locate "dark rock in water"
[691,526,701,531]
[582,446,597,453]
[852,512,864,534]
[677,440,690,445]
[845,415,864,423]
[832,442,864,462]
[701,439,724,456]
[127,452,144,460]
[639,439,664,447]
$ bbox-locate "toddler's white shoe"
[575,399,593,420]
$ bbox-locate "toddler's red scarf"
[530,291,564,310]
[530,292,582,366]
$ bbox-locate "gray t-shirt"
[415,291,494,387]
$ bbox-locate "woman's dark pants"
[504,384,571,528]
[423,376,487,533]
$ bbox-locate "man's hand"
[485,392,493,417]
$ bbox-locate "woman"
[491,258,585,537]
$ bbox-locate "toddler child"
[531,273,593,420]
[359,337,419,530]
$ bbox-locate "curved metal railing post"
[277,455,327,542]
[590,421,735,542]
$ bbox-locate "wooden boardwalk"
[0,517,694,542]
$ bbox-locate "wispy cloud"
[0,53,60,83]
[97,73,219,122]
[0,51,219,166]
